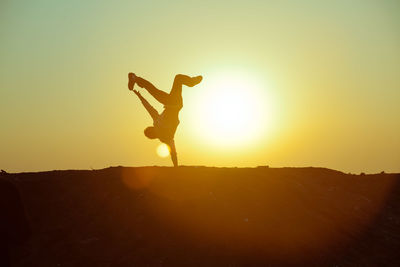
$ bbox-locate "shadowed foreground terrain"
[4,167,400,266]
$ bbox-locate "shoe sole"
[128,73,136,90]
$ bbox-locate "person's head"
[144,126,158,139]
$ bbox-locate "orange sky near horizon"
[1,0,399,173]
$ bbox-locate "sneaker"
[189,75,203,87]
[128,72,136,90]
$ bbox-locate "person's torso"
[153,105,181,142]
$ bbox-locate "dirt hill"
[4,167,400,266]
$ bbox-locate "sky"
[1,0,399,173]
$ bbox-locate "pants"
[137,74,195,107]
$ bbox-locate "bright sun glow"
[191,72,272,147]
[156,143,170,158]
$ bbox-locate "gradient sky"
[1,0,399,173]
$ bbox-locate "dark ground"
[3,166,400,266]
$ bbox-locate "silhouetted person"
[0,178,31,267]
[128,73,202,167]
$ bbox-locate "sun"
[191,72,272,147]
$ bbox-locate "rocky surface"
[5,167,400,266]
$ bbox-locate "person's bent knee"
[174,74,185,82]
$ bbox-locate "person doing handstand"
[128,73,203,167]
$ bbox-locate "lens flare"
[156,143,170,158]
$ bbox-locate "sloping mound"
[6,167,400,266]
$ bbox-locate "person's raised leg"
[128,73,170,105]
[168,74,202,106]
[173,74,202,88]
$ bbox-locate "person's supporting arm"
[166,140,178,167]
[133,90,159,121]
